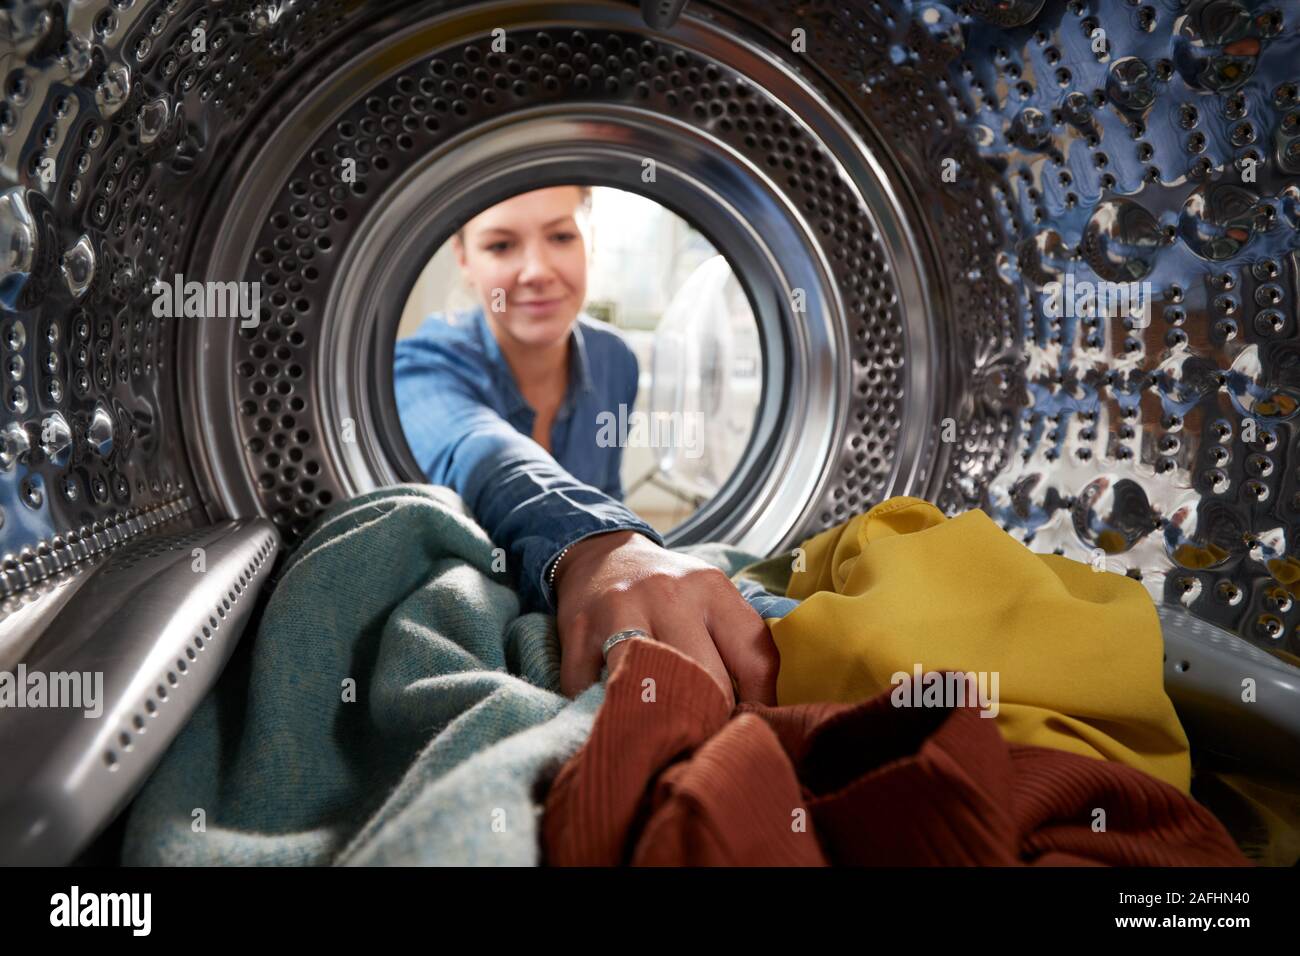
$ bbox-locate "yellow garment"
[772,496,1192,793]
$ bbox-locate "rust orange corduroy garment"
[541,638,1250,867]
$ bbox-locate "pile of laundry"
[119,485,1273,865]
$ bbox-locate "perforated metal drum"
[1,0,1298,863]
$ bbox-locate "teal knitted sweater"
[120,484,761,865]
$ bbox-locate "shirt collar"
[471,305,594,419]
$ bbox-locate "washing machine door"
[1,0,1298,863]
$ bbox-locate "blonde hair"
[455,185,593,242]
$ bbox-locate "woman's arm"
[395,335,778,707]
[395,334,661,615]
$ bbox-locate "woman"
[398,186,637,500]
[394,186,776,707]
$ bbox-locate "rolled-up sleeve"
[394,335,664,614]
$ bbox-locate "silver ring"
[601,628,652,661]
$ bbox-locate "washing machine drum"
[1,0,1298,863]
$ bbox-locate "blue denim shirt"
[393,306,664,613]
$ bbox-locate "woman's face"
[454,186,589,350]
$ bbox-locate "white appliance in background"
[622,255,761,524]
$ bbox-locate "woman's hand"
[551,530,779,707]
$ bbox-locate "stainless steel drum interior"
[1,0,1298,863]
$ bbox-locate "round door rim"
[334,105,846,552]
[181,0,937,556]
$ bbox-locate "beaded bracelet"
[547,544,572,593]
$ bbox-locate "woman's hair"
[455,185,593,243]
